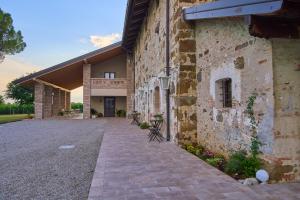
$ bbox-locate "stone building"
[16,0,299,182]
[122,0,300,182]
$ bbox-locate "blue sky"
[1,0,127,67]
[0,0,127,102]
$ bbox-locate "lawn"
[0,114,33,124]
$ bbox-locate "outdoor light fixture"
[159,76,170,90]
[256,169,269,183]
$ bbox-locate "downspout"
[133,52,136,111]
[166,0,171,141]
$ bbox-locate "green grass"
[0,114,33,124]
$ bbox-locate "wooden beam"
[33,78,71,92]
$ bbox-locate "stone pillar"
[169,0,203,145]
[60,90,66,110]
[43,85,53,118]
[83,64,91,119]
[34,82,45,119]
[52,88,60,116]
[66,91,71,111]
[126,53,135,116]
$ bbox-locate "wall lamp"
[159,76,170,90]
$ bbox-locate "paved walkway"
[89,119,300,200]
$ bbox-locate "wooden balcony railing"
[90,78,127,89]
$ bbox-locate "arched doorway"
[154,86,160,113]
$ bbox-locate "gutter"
[183,0,284,20]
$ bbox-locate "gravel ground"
[0,119,105,200]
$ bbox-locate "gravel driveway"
[0,119,105,200]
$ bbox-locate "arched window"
[154,86,160,113]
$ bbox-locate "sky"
[0,0,127,102]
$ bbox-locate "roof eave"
[183,0,284,20]
[14,42,122,86]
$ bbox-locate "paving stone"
[88,119,300,200]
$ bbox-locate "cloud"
[90,33,121,48]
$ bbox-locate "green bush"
[0,103,34,115]
[186,144,204,157]
[90,108,98,115]
[139,122,150,129]
[71,102,83,112]
[206,157,225,169]
[225,151,261,178]
[116,110,126,117]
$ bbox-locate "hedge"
[0,104,34,115]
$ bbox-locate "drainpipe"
[166,0,171,141]
[133,52,136,111]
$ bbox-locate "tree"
[0,8,26,62]
[5,80,33,105]
[0,95,4,104]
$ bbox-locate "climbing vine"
[246,93,262,157]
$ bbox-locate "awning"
[14,42,124,90]
[183,0,300,38]
[183,0,284,20]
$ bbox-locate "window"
[215,78,232,108]
[104,72,115,79]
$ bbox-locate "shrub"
[97,113,103,118]
[139,122,150,129]
[58,111,64,116]
[200,150,215,160]
[71,102,83,112]
[225,150,261,178]
[186,144,204,157]
[116,110,126,117]
[206,157,225,170]
[186,144,197,154]
[90,108,98,115]
[0,103,34,115]
[225,151,247,176]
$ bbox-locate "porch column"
[60,90,66,110]
[43,85,53,118]
[126,53,135,116]
[83,64,91,119]
[34,82,45,119]
[66,91,71,111]
[52,88,60,116]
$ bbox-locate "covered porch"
[14,42,133,119]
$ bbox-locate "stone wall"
[133,0,168,134]
[194,17,300,182]
[132,0,209,142]
[195,18,274,154]
[267,39,300,182]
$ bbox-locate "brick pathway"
[88,119,300,200]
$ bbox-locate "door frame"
[104,97,116,117]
